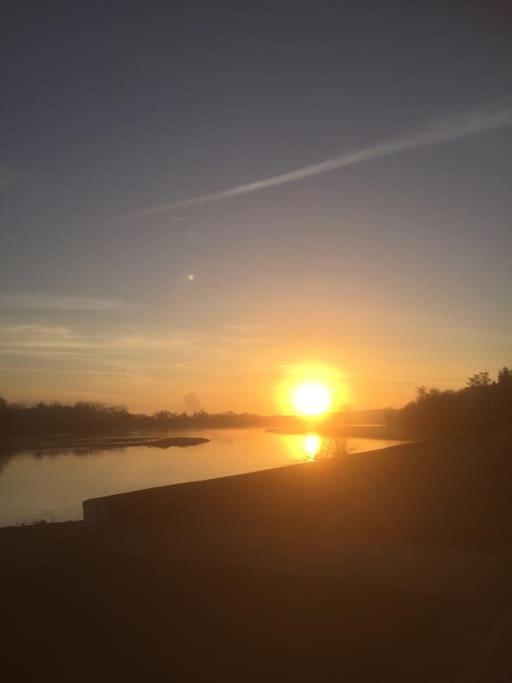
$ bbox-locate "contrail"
[145,107,512,214]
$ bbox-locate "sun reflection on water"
[303,433,322,461]
[279,431,325,462]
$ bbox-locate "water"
[0,429,404,527]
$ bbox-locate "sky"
[1,1,512,413]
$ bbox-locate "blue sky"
[1,2,511,411]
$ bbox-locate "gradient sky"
[1,2,512,413]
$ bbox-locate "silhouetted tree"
[467,371,492,388]
[390,367,512,438]
[498,367,512,388]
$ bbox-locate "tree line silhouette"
[388,367,512,437]
[1,366,511,439]
[0,398,272,437]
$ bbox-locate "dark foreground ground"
[2,431,512,682]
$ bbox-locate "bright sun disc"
[292,382,332,416]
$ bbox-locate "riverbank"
[0,429,404,527]
[2,431,512,681]
[0,433,209,457]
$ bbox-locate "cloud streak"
[0,294,132,312]
[146,107,512,214]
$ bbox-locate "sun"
[275,362,348,416]
[292,382,332,417]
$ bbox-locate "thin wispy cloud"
[0,365,133,377]
[0,294,132,312]
[0,325,191,357]
[1,324,72,337]
[0,321,269,369]
[145,107,512,214]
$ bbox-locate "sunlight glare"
[303,433,321,460]
[293,382,332,416]
[275,362,348,416]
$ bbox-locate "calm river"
[0,428,404,527]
